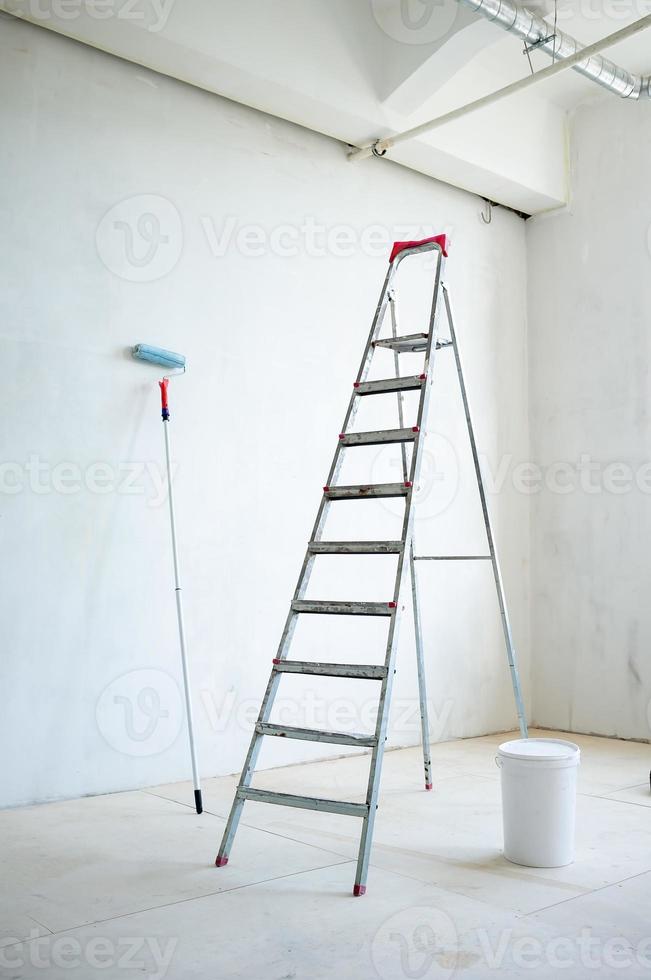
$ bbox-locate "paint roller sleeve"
[132,344,186,370]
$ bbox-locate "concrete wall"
[527,97,651,740]
[0,16,530,808]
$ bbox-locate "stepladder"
[215,234,528,896]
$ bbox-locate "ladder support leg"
[215,672,282,865]
[215,795,244,867]
[354,808,377,896]
[409,542,433,788]
[389,290,433,787]
[443,285,528,739]
[353,635,399,895]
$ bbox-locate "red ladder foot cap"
[353,884,366,897]
[425,783,433,791]
[215,856,229,868]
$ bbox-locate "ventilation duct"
[458,0,651,98]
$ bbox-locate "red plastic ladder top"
[389,234,448,264]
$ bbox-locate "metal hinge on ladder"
[214,234,528,897]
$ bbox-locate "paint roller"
[132,343,202,814]
[132,343,186,372]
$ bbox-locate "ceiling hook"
[480,199,493,224]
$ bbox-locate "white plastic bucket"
[496,738,580,868]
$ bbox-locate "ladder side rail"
[409,541,433,788]
[409,256,445,481]
[388,287,432,790]
[442,284,528,739]
[354,244,445,892]
[402,249,447,790]
[388,290,409,483]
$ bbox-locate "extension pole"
[160,378,203,814]
[349,14,651,161]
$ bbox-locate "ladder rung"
[323,483,410,500]
[237,787,368,818]
[339,427,417,447]
[257,722,377,747]
[353,375,425,396]
[272,660,387,679]
[374,333,428,353]
[308,540,403,555]
[291,600,396,616]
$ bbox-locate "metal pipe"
[349,13,651,161]
[460,0,650,100]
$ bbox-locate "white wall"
[527,97,651,740]
[0,16,530,808]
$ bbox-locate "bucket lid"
[497,738,580,763]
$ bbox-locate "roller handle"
[159,378,170,421]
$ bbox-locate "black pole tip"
[194,789,203,814]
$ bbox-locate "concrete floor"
[2,728,651,979]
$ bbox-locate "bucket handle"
[495,755,503,769]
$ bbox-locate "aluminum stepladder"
[215,235,528,896]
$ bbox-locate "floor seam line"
[1,861,355,947]
[363,859,552,915]
[590,793,651,809]
[23,913,54,936]
[519,867,651,919]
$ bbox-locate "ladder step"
[291,599,396,616]
[339,427,417,447]
[372,334,452,354]
[353,375,425,396]
[237,787,368,818]
[374,333,428,353]
[323,483,410,500]
[308,540,403,554]
[257,722,377,747]
[272,660,387,679]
